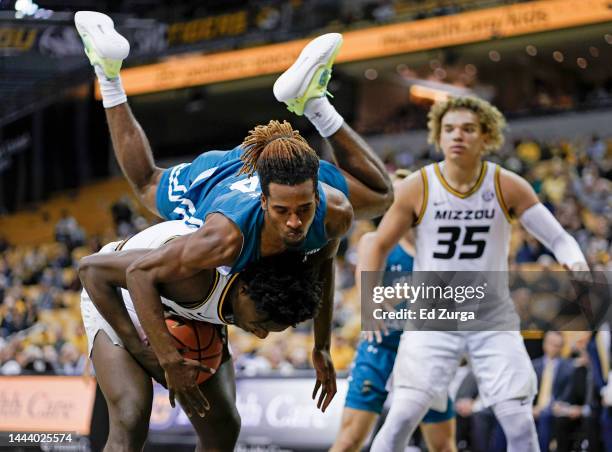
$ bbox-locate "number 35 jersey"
[413,161,512,272]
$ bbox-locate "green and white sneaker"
[74,11,130,79]
[273,33,343,116]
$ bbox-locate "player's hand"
[311,348,337,413]
[455,398,474,417]
[362,300,392,343]
[362,329,387,344]
[131,345,167,387]
[163,357,215,418]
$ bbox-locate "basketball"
[165,317,224,384]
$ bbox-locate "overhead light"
[408,79,473,103]
[410,85,449,102]
[433,68,447,80]
[364,68,378,80]
[464,64,477,76]
[14,0,52,19]
[15,0,38,17]
[488,50,501,62]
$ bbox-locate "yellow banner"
[0,27,37,51]
[108,0,612,97]
[0,376,97,434]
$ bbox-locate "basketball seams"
[165,317,223,384]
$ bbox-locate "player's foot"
[273,33,343,116]
[74,11,130,79]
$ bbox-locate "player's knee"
[427,438,456,452]
[222,409,241,440]
[331,435,363,452]
[197,408,241,446]
[110,397,150,433]
[493,399,538,447]
[332,415,373,452]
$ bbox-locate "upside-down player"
[365,96,588,452]
[74,11,392,415]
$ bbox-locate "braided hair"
[239,120,319,196]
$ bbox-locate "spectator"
[54,209,85,250]
[532,331,575,451]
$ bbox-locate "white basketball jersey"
[413,161,512,272]
[116,220,236,325]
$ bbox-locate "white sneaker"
[74,11,130,79]
[273,33,343,116]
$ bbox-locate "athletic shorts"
[393,330,537,408]
[345,338,455,423]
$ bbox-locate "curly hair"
[239,120,320,196]
[238,252,323,326]
[427,96,507,154]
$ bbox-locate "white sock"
[94,65,127,108]
[304,96,343,138]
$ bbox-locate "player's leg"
[420,397,457,452]
[91,331,153,452]
[331,338,397,451]
[467,331,539,452]
[274,34,393,219]
[331,408,379,452]
[188,337,240,452]
[370,331,463,451]
[74,11,163,216]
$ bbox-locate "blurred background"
[0,0,610,450]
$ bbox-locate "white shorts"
[393,330,537,408]
[80,241,147,357]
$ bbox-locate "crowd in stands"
[0,129,610,450]
[0,197,147,377]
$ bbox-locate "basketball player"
[332,171,455,452]
[75,12,392,411]
[363,96,589,452]
[79,220,323,451]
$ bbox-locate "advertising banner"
[0,376,96,434]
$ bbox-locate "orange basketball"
[165,317,224,384]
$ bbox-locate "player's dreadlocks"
[239,252,323,327]
[239,120,320,196]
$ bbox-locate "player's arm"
[499,169,588,271]
[358,174,422,341]
[79,249,147,349]
[309,239,342,413]
[126,214,241,364]
[328,124,394,218]
[306,192,352,412]
[360,173,423,272]
[324,184,354,241]
[125,214,242,417]
[78,249,166,384]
